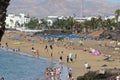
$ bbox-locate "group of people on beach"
[45,67,61,80]
[66,53,77,63]
[1,30,120,80]
[45,66,74,80]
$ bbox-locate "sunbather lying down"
[104,55,114,61]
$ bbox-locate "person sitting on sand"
[104,55,112,61]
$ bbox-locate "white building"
[5,13,30,29]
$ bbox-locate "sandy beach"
[1,30,120,79]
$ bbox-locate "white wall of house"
[5,13,30,29]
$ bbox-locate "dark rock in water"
[0,0,11,41]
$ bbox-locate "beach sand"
[1,31,120,79]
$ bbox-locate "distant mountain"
[7,0,120,18]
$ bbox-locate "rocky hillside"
[77,68,120,80]
[8,0,120,18]
[99,29,120,40]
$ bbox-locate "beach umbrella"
[92,50,101,55]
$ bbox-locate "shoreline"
[1,31,120,79]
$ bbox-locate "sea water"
[0,48,68,80]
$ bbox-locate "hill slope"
[8,0,120,18]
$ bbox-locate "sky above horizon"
[107,0,120,3]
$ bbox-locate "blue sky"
[107,0,120,3]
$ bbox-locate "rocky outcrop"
[77,68,120,80]
[0,0,11,41]
[99,30,120,40]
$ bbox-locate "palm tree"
[106,19,112,30]
[91,17,97,30]
[115,9,120,29]
[96,16,103,30]
[40,19,48,30]
[66,17,75,31]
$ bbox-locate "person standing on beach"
[55,67,61,80]
[45,68,49,80]
[51,52,53,57]
[5,42,8,49]
[50,44,53,50]
[45,44,48,52]
[31,46,35,52]
[69,53,73,62]
[59,56,62,61]
[68,68,73,80]
[36,49,39,56]
[59,56,63,68]
[50,69,55,80]
[67,56,69,63]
